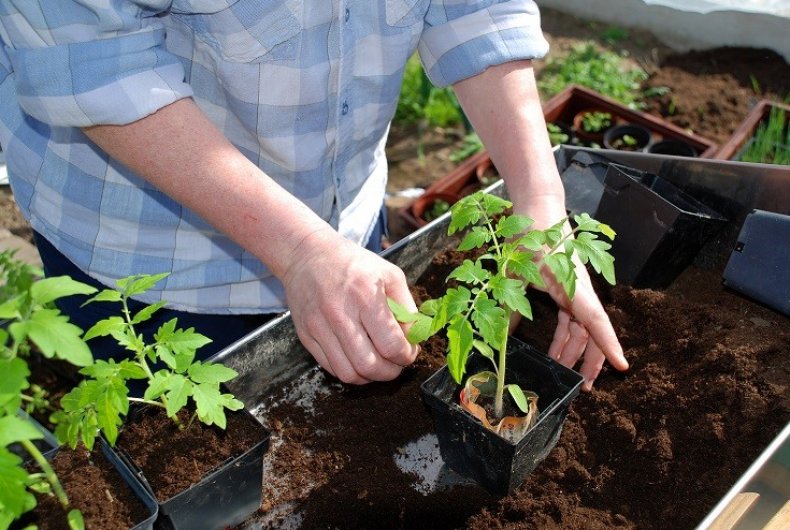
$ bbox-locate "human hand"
[281,229,419,384]
[539,256,628,391]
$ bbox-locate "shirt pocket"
[385,0,429,27]
[170,0,302,63]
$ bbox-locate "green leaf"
[405,313,434,344]
[544,252,577,300]
[446,316,473,383]
[457,226,491,251]
[0,358,29,413]
[448,259,490,285]
[0,416,44,447]
[480,193,511,217]
[387,298,418,323]
[144,371,170,402]
[131,301,167,325]
[83,316,125,341]
[11,310,92,366]
[191,384,243,429]
[0,295,23,320]
[30,276,96,306]
[188,362,239,385]
[82,289,122,305]
[163,374,192,418]
[599,222,616,240]
[418,298,441,317]
[448,194,485,235]
[117,272,169,297]
[516,230,546,251]
[501,246,543,289]
[470,295,507,350]
[490,275,532,319]
[444,286,471,316]
[0,448,36,519]
[569,232,616,285]
[506,384,531,414]
[155,319,212,358]
[473,339,495,365]
[495,214,534,239]
[68,509,85,530]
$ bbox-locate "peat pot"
[420,338,583,496]
[595,163,727,289]
[115,405,269,530]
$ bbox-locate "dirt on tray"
[254,246,790,530]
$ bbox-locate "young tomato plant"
[54,273,244,451]
[0,250,97,530]
[391,191,616,437]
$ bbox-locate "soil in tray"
[250,247,789,530]
[117,406,263,501]
[17,445,149,530]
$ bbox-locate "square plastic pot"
[116,407,269,530]
[420,337,583,496]
[594,163,727,289]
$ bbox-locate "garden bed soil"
[253,246,790,530]
[18,445,150,530]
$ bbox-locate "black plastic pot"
[647,139,698,157]
[117,407,269,530]
[723,209,790,316]
[603,124,651,151]
[594,164,727,289]
[420,337,583,496]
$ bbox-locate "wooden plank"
[762,499,790,530]
[708,492,760,530]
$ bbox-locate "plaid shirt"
[0,0,548,314]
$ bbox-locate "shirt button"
[341,101,349,115]
[345,8,350,22]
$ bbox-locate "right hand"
[281,228,419,384]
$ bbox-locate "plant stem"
[20,438,71,510]
[494,308,512,420]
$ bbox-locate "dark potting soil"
[117,405,265,501]
[253,247,790,530]
[17,445,149,530]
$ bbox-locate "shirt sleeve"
[419,0,550,87]
[0,1,193,127]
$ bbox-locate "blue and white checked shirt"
[0,0,548,314]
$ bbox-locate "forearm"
[452,60,565,225]
[82,98,332,280]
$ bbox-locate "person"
[0,0,627,391]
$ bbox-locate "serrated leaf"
[515,230,546,251]
[544,253,577,300]
[507,384,531,414]
[457,226,490,251]
[164,374,192,418]
[448,259,490,285]
[0,294,23,319]
[406,313,434,344]
[30,276,97,306]
[0,358,29,413]
[0,416,44,446]
[82,289,122,305]
[446,316,473,384]
[490,275,532,319]
[83,316,125,341]
[387,298,418,323]
[418,298,440,317]
[0,449,36,518]
[572,212,600,233]
[131,301,167,325]
[155,319,212,357]
[191,384,230,428]
[496,214,534,239]
[12,310,92,366]
[471,295,507,350]
[448,194,484,235]
[569,233,616,285]
[501,246,544,289]
[144,371,171,402]
[117,272,169,297]
[188,362,238,385]
[444,286,471,316]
